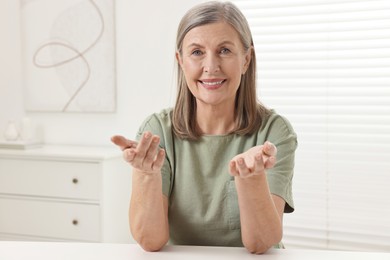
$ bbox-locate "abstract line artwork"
[21,0,116,112]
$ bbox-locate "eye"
[191,49,203,56]
[220,48,231,54]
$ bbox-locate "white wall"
[0,0,206,146]
[0,0,24,137]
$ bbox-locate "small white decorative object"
[4,121,19,141]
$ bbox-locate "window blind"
[232,0,390,251]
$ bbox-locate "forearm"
[130,169,169,251]
[235,174,282,254]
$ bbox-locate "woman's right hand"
[111,132,165,175]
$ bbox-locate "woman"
[112,1,297,254]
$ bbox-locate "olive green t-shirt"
[136,108,297,247]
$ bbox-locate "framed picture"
[20,0,116,112]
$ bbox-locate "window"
[232,0,390,251]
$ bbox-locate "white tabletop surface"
[0,242,389,260]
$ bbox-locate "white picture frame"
[21,0,116,112]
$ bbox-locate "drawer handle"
[72,219,79,226]
[72,178,78,184]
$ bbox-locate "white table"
[0,242,389,260]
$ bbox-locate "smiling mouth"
[198,79,227,91]
[200,80,225,86]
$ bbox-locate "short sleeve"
[135,112,173,197]
[263,114,297,213]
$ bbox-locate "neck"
[196,104,235,135]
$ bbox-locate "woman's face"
[177,22,251,110]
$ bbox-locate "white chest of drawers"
[0,145,133,243]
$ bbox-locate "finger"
[143,135,161,167]
[229,160,239,176]
[152,149,166,170]
[111,135,138,151]
[264,156,276,169]
[253,152,265,174]
[263,141,277,157]
[135,132,154,159]
[236,157,251,178]
[123,148,136,163]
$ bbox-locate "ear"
[176,51,184,69]
[242,46,253,74]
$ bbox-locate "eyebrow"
[218,40,236,46]
[185,40,236,49]
[186,43,203,49]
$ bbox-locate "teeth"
[202,80,224,86]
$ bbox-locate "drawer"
[0,159,100,200]
[0,197,100,241]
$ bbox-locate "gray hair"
[176,1,253,54]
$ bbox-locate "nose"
[203,54,220,73]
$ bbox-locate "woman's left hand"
[229,141,277,178]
